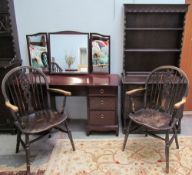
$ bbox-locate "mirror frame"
[48,31,90,74]
[90,33,110,74]
[26,33,49,73]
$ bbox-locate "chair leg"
[16,130,21,153]
[25,134,30,175]
[64,121,75,151]
[122,120,132,151]
[173,127,179,149]
[145,128,148,137]
[165,132,169,173]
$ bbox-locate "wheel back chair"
[51,61,63,72]
[122,65,189,173]
[1,66,75,174]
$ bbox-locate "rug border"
[56,135,192,142]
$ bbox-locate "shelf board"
[125,27,183,31]
[0,12,9,15]
[0,31,11,36]
[124,49,181,52]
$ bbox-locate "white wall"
[13,0,185,119]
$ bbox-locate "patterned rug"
[45,136,192,175]
[0,132,66,175]
[0,170,45,175]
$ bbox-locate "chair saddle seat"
[129,108,172,130]
[16,110,65,134]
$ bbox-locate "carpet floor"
[1,136,192,175]
[0,131,66,175]
[45,136,192,175]
[0,170,45,175]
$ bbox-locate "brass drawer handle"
[99,113,104,119]
[99,89,104,94]
[100,99,104,105]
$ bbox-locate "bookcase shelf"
[123,4,188,72]
[0,0,21,133]
[121,4,188,133]
[124,49,181,52]
[125,28,183,31]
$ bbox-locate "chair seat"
[129,108,173,130]
[16,110,66,134]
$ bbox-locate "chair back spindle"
[144,66,189,116]
[2,66,51,122]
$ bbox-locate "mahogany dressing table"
[26,31,119,135]
[47,74,120,135]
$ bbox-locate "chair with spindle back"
[51,61,63,72]
[122,65,189,173]
[1,66,75,175]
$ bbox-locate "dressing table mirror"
[90,33,110,73]
[48,31,89,74]
[26,33,49,72]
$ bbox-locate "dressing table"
[26,31,120,135]
[48,73,120,135]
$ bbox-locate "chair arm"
[126,88,145,96]
[174,97,187,109]
[48,88,71,96]
[125,88,145,113]
[5,100,18,112]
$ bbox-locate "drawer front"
[89,97,116,110]
[89,111,116,125]
[89,87,116,96]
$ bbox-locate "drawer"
[89,87,116,96]
[89,97,116,110]
[89,111,116,125]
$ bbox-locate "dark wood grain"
[48,74,119,87]
[122,4,188,134]
[0,0,21,133]
[48,74,120,135]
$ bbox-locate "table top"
[47,74,120,87]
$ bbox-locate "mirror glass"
[90,33,110,73]
[49,31,89,74]
[26,33,49,72]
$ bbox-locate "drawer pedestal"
[87,87,119,135]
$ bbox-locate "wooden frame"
[26,33,49,73]
[48,31,90,74]
[90,33,110,74]
[26,31,112,75]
